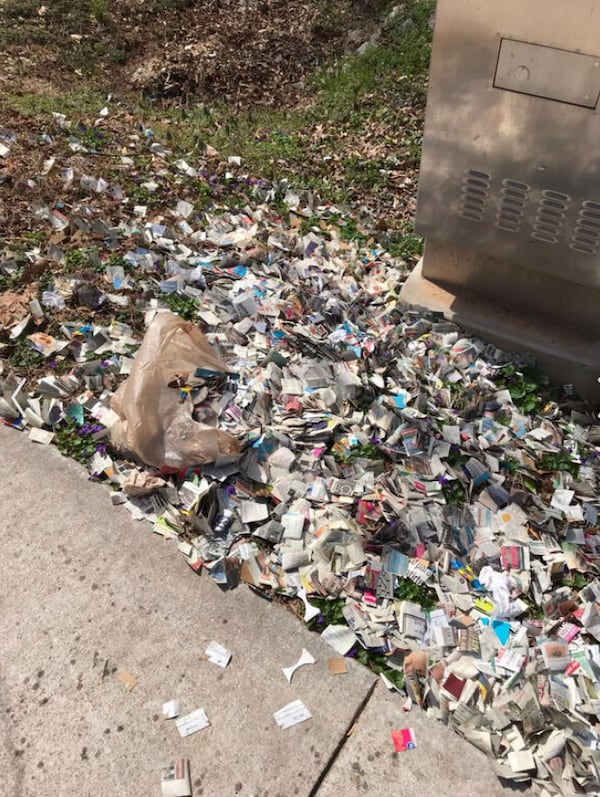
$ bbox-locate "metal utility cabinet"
[401,0,600,400]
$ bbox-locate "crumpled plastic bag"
[110,312,240,468]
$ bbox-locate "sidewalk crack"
[308,678,378,796]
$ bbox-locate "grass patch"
[1,0,107,28]
[387,222,424,261]
[309,1,433,116]
[0,90,107,117]
[155,106,307,166]
[151,0,433,206]
[0,0,127,76]
[143,0,198,10]
[1,0,39,20]
[2,0,434,224]
[90,0,108,23]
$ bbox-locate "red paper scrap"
[391,728,417,752]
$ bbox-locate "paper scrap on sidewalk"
[203,641,232,668]
[282,648,316,683]
[327,657,348,675]
[391,728,417,752]
[28,427,55,445]
[162,699,181,719]
[161,758,192,797]
[175,708,210,738]
[117,671,138,691]
[273,700,312,730]
[297,585,321,622]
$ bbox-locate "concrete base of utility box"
[400,239,600,404]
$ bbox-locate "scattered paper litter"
[117,671,138,691]
[321,624,356,656]
[202,641,232,668]
[161,758,192,797]
[2,108,600,797]
[297,585,321,622]
[507,750,535,773]
[273,700,312,730]
[391,728,416,752]
[28,428,54,445]
[162,699,181,720]
[327,657,348,675]
[282,648,316,683]
[175,708,210,738]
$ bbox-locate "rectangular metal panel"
[415,0,600,288]
[495,39,600,108]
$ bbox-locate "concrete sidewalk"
[0,426,529,797]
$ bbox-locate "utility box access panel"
[415,0,600,288]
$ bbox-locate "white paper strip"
[282,648,316,683]
[203,641,232,668]
[28,428,55,445]
[273,700,312,730]
[321,623,356,655]
[162,699,181,719]
[175,708,210,737]
[297,586,321,622]
[161,758,192,797]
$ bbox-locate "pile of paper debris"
[1,112,600,797]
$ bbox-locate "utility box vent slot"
[457,170,600,255]
[459,170,491,222]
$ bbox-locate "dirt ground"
[0,0,388,106]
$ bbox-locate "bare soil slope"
[0,0,387,105]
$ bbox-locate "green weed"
[127,183,154,206]
[64,247,102,273]
[355,649,405,690]
[306,597,346,630]
[74,125,111,152]
[387,224,424,261]
[90,0,108,23]
[6,339,44,372]
[54,419,102,464]
[162,293,199,321]
[442,480,466,509]
[0,274,18,292]
[538,452,580,478]
[106,254,134,275]
[494,364,560,416]
[395,576,437,610]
